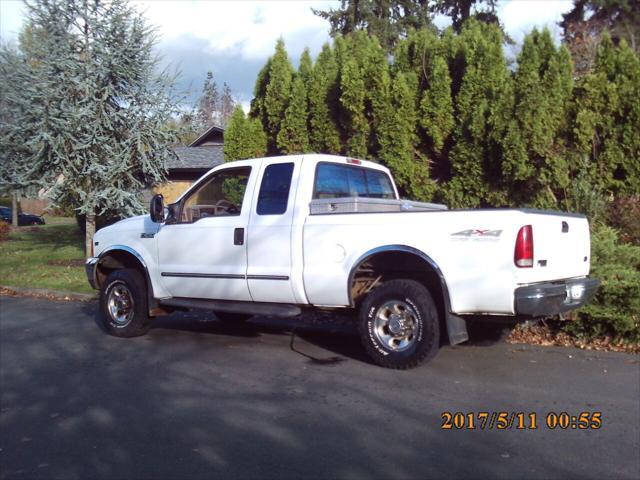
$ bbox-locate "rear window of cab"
[313,162,395,200]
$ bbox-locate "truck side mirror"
[150,194,165,223]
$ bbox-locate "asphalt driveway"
[0,296,638,479]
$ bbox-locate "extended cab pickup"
[86,154,599,368]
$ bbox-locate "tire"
[359,279,440,369]
[215,312,253,323]
[100,269,151,337]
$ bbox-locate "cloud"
[499,0,573,44]
[134,0,333,61]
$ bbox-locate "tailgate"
[516,211,591,284]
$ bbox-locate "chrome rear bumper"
[515,277,599,317]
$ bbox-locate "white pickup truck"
[86,154,599,368]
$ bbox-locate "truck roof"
[221,153,391,175]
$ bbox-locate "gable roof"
[189,125,225,147]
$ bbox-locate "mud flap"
[445,313,468,345]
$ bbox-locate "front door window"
[179,167,251,223]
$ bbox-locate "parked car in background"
[0,206,46,226]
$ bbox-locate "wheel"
[215,312,253,323]
[359,279,440,369]
[100,269,151,337]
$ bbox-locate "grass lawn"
[0,217,93,294]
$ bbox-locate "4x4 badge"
[451,229,502,237]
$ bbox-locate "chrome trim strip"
[161,272,245,279]
[247,275,289,280]
[161,272,289,281]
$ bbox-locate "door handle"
[234,228,244,246]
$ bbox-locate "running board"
[159,297,302,318]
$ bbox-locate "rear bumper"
[85,257,99,290]
[515,277,599,317]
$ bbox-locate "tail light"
[514,225,533,268]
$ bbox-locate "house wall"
[20,198,50,215]
[154,181,193,203]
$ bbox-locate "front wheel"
[100,269,151,337]
[359,279,440,369]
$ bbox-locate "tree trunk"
[11,192,18,227]
[85,210,96,259]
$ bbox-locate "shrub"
[607,195,640,245]
[0,221,10,242]
[564,224,640,343]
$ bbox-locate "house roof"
[189,125,225,147]
[169,145,224,171]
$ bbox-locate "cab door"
[156,162,258,301]
[246,159,299,303]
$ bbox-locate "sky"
[0,0,574,109]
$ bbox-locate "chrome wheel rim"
[373,300,418,352]
[107,283,135,325]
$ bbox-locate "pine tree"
[263,38,294,154]
[3,0,180,256]
[224,105,267,161]
[219,82,236,127]
[196,71,219,128]
[277,76,311,154]
[312,0,433,53]
[308,43,341,153]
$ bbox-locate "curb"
[0,285,97,302]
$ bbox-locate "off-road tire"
[100,269,151,337]
[359,279,440,369]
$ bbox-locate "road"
[0,296,638,480]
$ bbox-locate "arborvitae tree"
[298,48,314,92]
[224,105,267,161]
[443,20,512,208]
[3,0,180,256]
[362,36,391,157]
[277,75,311,154]
[308,43,341,153]
[378,71,435,200]
[419,55,455,157]
[250,57,272,126]
[339,54,369,157]
[571,34,640,198]
[501,29,574,207]
[263,39,294,154]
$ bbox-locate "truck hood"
[98,214,149,234]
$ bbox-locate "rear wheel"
[100,269,151,337]
[359,279,440,369]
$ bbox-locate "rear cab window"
[313,162,396,200]
[257,162,294,215]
